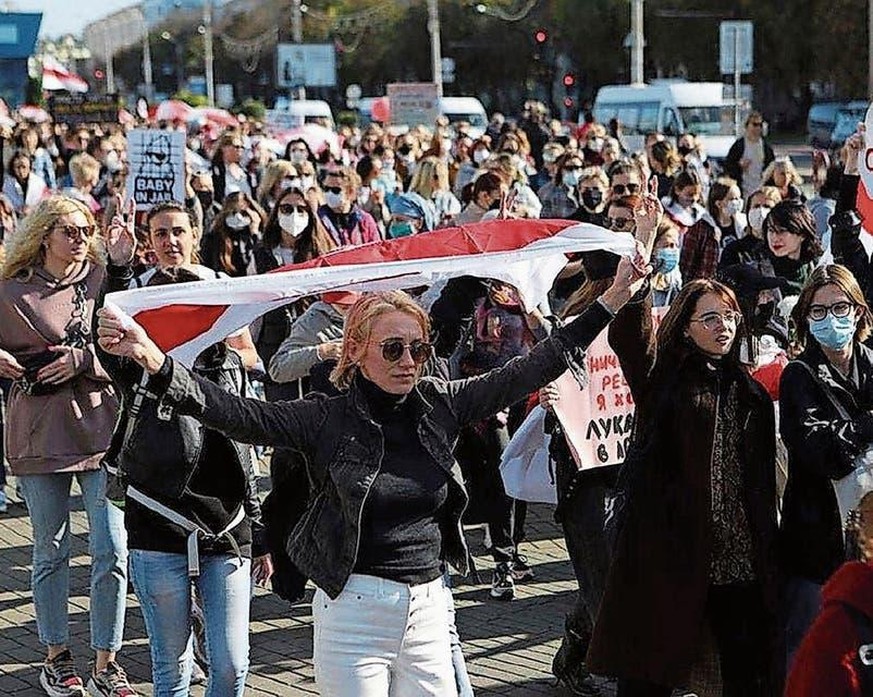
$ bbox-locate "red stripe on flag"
[268,218,578,274]
[857,179,873,235]
[135,304,227,352]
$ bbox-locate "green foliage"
[336,109,358,127]
[172,90,210,107]
[25,76,44,106]
[236,98,267,120]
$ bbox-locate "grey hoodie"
[268,301,344,383]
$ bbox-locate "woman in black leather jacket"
[96,252,649,697]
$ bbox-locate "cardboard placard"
[49,94,120,126]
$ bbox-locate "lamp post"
[630,0,644,85]
[427,0,443,98]
[203,0,214,106]
[141,11,154,101]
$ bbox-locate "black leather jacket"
[147,302,613,598]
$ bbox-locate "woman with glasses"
[779,264,873,671]
[587,277,782,697]
[96,252,650,696]
[211,130,252,205]
[0,196,136,696]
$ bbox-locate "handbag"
[795,360,873,531]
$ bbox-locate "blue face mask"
[808,314,856,350]
[562,171,581,188]
[655,247,680,274]
[389,221,415,238]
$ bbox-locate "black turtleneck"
[353,375,449,585]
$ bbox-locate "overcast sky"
[13,0,138,38]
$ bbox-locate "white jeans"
[313,574,458,697]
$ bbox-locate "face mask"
[278,211,309,237]
[748,206,771,232]
[677,144,693,157]
[655,247,680,274]
[389,221,415,238]
[289,151,307,165]
[725,199,744,216]
[562,171,581,188]
[325,191,345,210]
[358,186,371,205]
[581,188,603,210]
[381,159,395,172]
[105,150,122,173]
[473,149,490,165]
[442,138,453,153]
[676,194,696,208]
[399,153,415,166]
[300,175,315,190]
[225,212,251,230]
[809,314,856,350]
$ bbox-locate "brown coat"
[586,297,781,687]
[0,262,118,475]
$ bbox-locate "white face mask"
[325,191,345,210]
[473,149,490,165]
[725,199,744,217]
[289,151,307,165]
[300,175,315,190]
[278,211,309,237]
[358,186,371,205]
[748,206,771,232]
[225,212,251,230]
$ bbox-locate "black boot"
[552,623,601,696]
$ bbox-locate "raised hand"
[601,243,652,313]
[105,193,137,266]
[844,123,866,176]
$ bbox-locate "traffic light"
[94,69,105,80]
[562,72,576,88]
[534,28,548,44]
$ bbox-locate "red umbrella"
[278,123,340,155]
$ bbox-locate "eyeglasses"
[606,216,636,231]
[377,338,433,364]
[278,203,308,215]
[52,224,96,241]
[808,302,855,322]
[324,186,344,195]
[690,310,742,331]
[611,183,641,195]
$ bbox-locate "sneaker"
[490,561,515,601]
[86,661,138,697]
[552,631,600,696]
[190,659,208,686]
[510,553,534,582]
[39,650,86,697]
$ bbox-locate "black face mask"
[196,190,214,209]
[488,198,501,210]
[581,188,604,210]
[677,145,693,156]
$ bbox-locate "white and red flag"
[41,56,89,93]
[106,219,635,366]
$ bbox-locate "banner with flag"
[106,219,636,366]
[41,56,88,93]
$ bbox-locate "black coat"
[723,137,775,192]
[779,343,873,583]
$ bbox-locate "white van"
[266,99,336,131]
[592,82,741,159]
[439,97,487,139]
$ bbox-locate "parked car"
[829,101,867,151]
[807,100,851,148]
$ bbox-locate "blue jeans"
[129,549,251,697]
[444,572,474,697]
[18,469,128,651]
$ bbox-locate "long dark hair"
[210,192,265,274]
[261,188,335,263]
[762,199,824,264]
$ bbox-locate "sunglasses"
[377,338,433,364]
[324,186,344,195]
[611,183,641,195]
[278,203,308,215]
[606,216,636,231]
[53,224,96,241]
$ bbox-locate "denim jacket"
[149,302,613,598]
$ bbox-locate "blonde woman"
[408,156,461,226]
[0,196,135,696]
[63,153,102,214]
[763,156,805,202]
[256,160,299,214]
[97,256,650,697]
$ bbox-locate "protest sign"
[49,94,119,126]
[555,307,666,469]
[387,83,439,128]
[126,129,186,211]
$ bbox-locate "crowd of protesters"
[0,98,872,697]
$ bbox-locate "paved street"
[0,482,609,696]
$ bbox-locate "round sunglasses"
[376,338,433,364]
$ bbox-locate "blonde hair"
[330,290,431,390]
[1,195,103,280]
[69,152,101,189]
[762,156,803,188]
[256,160,298,204]
[409,156,449,199]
